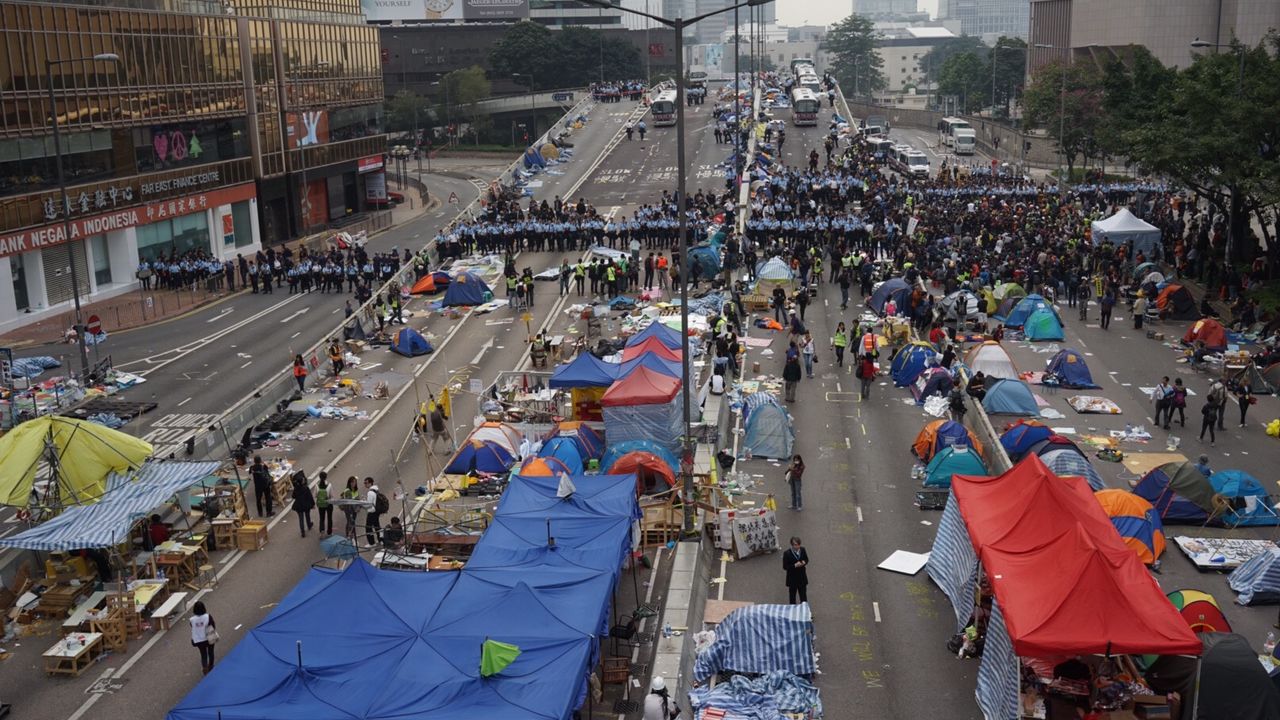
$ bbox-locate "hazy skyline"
[776,0,939,27]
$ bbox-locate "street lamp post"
[512,73,538,147]
[432,79,452,148]
[1033,43,1067,189]
[580,0,774,534]
[46,53,120,382]
[1190,38,1247,261]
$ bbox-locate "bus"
[798,74,821,93]
[867,136,895,160]
[790,57,814,75]
[939,117,972,149]
[790,88,820,126]
[651,90,677,126]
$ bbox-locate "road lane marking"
[177,397,191,407]
[205,307,235,323]
[873,602,881,622]
[845,437,851,449]
[856,506,864,522]
[240,361,252,369]
[291,331,301,339]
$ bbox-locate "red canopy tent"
[601,366,681,406]
[621,337,682,363]
[951,455,1202,657]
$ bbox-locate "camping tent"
[1145,633,1280,720]
[921,446,988,489]
[441,270,491,306]
[1165,589,1232,633]
[964,342,1020,380]
[940,290,981,323]
[550,352,619,388]
[601,366,683,451]
[1091,208,1161,259]
[0,462,219,551]
[391,327,434,356]
[537,438,586,475]
[869,278,912,315]
[1183,317,1228,351]
[1155,284,1197,320]
[1039,447,1107,491]
[518,456,575,477]
[465,422,523,457]
[912,419,983,462]
[992,282,1026,301]
[409,274,440,294]
[1023,307,1065,341]
[688,246,721,278]
[1094,489,1166,565]
[1229,547,1280,606]
[890,342,937,387]
[543,422,604,460]
[1209,470,1279,526]
[1045,348,1099,388]
[981,379,1039,416]
[998,294,1054,328]
[999,420,1052,461]
[627,322,683,350]
[0,416,154,508]
[600,440,678,493]
[444,439,516,475]
[621,337,681,363]
[742,392,795,459]
[912,367,954,402]
[618,352,682,379]
[754,258,795,296]
[1133,461,1217,523]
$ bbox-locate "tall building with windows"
[937,0,1029,42]
[0,0,384,332]
[853,0,917,17]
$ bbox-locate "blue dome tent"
[999,420,1053,461]
[890,342,937,387]
[741,392,795,459]
[627,322,683,350]
[444,439,516,475]
[550,352,619,388]
[442,271,490,306]
[1210,470,1279,526]
[869,278,912,315]
[1045,349,1099,388]
[921,446,988,488]
[981,378,1040,416]
[1023,307,1065,341]
[998,293,1052,328]
[537,437,585,475]
[688,246,721,279]
[391,327,434,357]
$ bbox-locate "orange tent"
[1183,317,1227,351]
[911,419,983,461]
[607,450,676,494]
[410,274,438,294]
[1094,489,1166,565]
[517,456,572,477]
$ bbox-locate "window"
[136,213,210,262]
[10,254,29,311]
[231,199,254,248]
[89,234,111,286]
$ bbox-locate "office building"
[853,0,917,18]
[1028,0,1280,75]
[0,0,385,332]
[937,0,1029,42]
[874,26,955,96]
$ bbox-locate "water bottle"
[1265,632,1277,655]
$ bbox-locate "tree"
[919,35,987,85]
[385,89,429,136]
[441,65,492,146]
[989,36,1028,116]
[489,22,640,89]
[821,15,885,95]
[937,52,987,113]
[488,21,557,89]
[1022,60,1105,178]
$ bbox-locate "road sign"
[86,314,102,335]
[448,192,459,205]
[551,92,574,103]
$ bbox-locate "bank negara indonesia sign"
[360,0,526,21]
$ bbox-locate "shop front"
[0,183,259,333]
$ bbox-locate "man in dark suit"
[782,536,810,604]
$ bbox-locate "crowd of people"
[590,80,647,102]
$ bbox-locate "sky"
[776,0,939,27]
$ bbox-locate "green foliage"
[1022,60,1105,174]
[488,21,641,90]
[385,89,429,135]
[919,35,987,84]
[989,37,1028,115]
[821,15,885,94]
[439,65,493,145]
[937,52,987,113]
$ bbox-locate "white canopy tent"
[1091,208,1161,260]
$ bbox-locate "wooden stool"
[196,564,217,589]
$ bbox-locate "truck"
[952,128,977,155]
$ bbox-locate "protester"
[291,471,315,538]
[785,454,805,510]
[782,536,810,604]
[189,601,217,675]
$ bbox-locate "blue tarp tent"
[550,352,619,388]
[391,327,434,357]
[444,439,516,475]
[922,446,988,488]
[999,421,1053,461]
[1023,307,1065,341]
[982,378,1039,416]
[537,437,585,475]
[442,271,490,306]
[544,422,604,460]
[1211,470,1279,526]
[891,342,937,387]
[0,462,219,552]
[1045,348,1099,388]
[170,472,640,720]
[742,392,794,459]
[688,246,721,278]
[869,278,912,315]
[627,322,683,350]
[998,294,1052,328]
[619,352,682,379]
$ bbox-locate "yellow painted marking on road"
[861,424,867,435]
[825,392,857,402]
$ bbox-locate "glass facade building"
[0,0,385,331]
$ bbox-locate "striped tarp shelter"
[694,602,815,682]
[0,462,220,551]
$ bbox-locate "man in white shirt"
[364,477,382,547]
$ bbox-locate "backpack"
[374,491,390,514]
[315,486,330,508]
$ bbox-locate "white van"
[904,151,930,177]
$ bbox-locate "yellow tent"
[0,416,153,507]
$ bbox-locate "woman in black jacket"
[291,471,315,538]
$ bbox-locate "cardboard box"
[236,521,269,551]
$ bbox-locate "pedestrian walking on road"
[1170,378,1187,427]
[782,536,809,604]
[831,322,848,367]
[800,331,815,379]
[1236,382,1254,427]
[1199,396,1218,445]
[341,476,360,539]
[785,455,805,510]
[328,340,344,377]
[292,354,308,393]
[315,473,333,537]
[1209,380,1228,431]
[189,601,217,675]
[1150,377,1172,428]
[250,455,273,517]
[858,353,876,399]
[1099,287,1116,329]
[364,477,385,547]
[291,471,315,538]
[427,403,453,454]
[782,352,802,402]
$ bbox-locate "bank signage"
[0,183,255,259]
[29,169,230,224]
